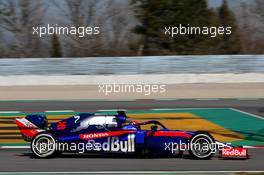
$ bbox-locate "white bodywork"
[71,115,118,132]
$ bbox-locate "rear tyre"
[189,131,215,159]
[31,132,57,158]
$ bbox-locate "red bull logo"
[222,147,248,158]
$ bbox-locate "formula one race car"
[15,111,248,159]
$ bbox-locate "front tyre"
[31,132,57,158]
[189,132,215,159]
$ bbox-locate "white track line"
[237,98,260,100]
[195,98,220,100]
[155,99,180,101]
[0,171,263,174]
[152,108,226,111]
[0,146,30,149]
[45,110,75,113]
[0,111,20,113]
[97,109,127,112]
[230,108,264,120]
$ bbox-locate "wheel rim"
[32,134,56,157]
[190,134,213,159]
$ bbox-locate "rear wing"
[15,118,45,141]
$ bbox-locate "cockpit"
[122,120,169,131]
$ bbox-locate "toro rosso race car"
[15,111,248,159]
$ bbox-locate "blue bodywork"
[29,112,197,155]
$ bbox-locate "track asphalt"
[0,99,263,172]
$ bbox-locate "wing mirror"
[151,125,158,131]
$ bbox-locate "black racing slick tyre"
[31,132,57,158]
[188,131,215,159]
